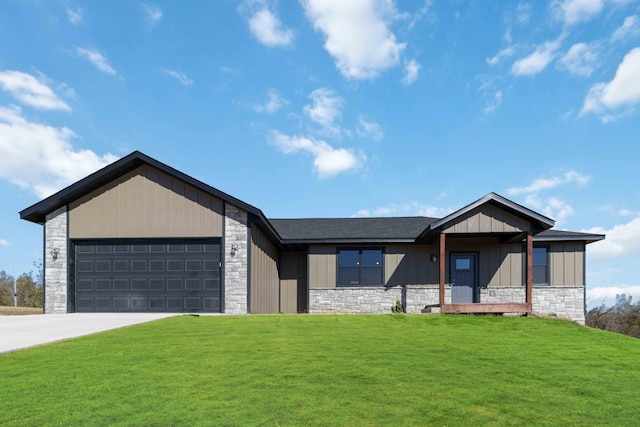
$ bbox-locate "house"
[20,151,604,324]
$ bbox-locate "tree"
[16,272,43,308]
[586,294,640,339]
[0,271,15,306]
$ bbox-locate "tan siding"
[308,246,336,289]
[69,165,223,238]
[280,252,308,313]
[250,225,280,314]
[443,205,531,234]
[447,238,523,287]
[549,243,585,286]
[385,245,437,286]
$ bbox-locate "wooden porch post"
[439,232,445,306]
[526,231,533,309]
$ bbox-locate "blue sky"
[1,0,639,307]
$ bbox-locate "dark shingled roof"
[19,151,605,246]
[270,217,604,244]
[270,217,438,242]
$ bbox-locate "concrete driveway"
[0,313,176,354]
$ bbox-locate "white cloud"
[271,130,364,178]
[618,209,634,216]
[75,47,117,75]
[507,171,589,224]
[0,70,71,112]
[356,115,383,141]
[0,106,118,198]
[587,285,640,307]
[483,90,503,114]
[352,201,452,218]
[160,68,194,86]
[401,59,420,85]
[251,89,288,113]
[0,239,11,247]
[487,46,516,66]
[583,215,640,262]
[66,8,83,25]
[507,170,590,195]
[248,7,294,47]
[304,88,344,135]
[406,0,432,30]
[580,47,640,117]
[511,39,562,76]
[141,3,162,28]
[611,15,640,42]
[552,0,604,26]
[301,0,406,79]
[559,42,599,76]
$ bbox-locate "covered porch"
[417,193,553,315]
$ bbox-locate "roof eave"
[533,234,605,244]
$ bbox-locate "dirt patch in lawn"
[0,306,43,315]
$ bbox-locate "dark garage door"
[73,240,221,313]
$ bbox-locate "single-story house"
[20,151,604,324]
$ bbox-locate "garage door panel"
[74,240,221,313]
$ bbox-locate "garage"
[72,239,221,313]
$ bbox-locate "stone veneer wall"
[224,204,248,314]
[480,286,585,324]
[44,206,68,314]
[309,287,443,314]
[533,287,585,325]
[310,286,585,323]
[479,287,526,304]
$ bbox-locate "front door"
[450,253,477,304]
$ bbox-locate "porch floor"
[441,303,532,314]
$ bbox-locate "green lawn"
[1,315,638,426]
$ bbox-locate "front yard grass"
[1,314,638,426]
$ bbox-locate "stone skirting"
[224,204,248,314]
[309,286,585,323]
[480,287,526,304]
[309,287,442,314]
[533,287,585,325]
[44,206,68,314]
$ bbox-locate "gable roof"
[19,152,604,247]
[417,192,555,240]
[19,151,282,243]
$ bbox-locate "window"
[532,247,549,285]
[338,249,383,286]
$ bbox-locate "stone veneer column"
[44,206,68,314]
[224,204,249,314]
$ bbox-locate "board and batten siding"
[308,246,337,289]
[384,245,438,287]
[442,205,531,234]
[68,165,223,238]
[280,252,308,313]
[249,224,280,314]
[550,242,585,286]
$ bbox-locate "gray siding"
[250,224,280,314]
[69,165,224,239]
